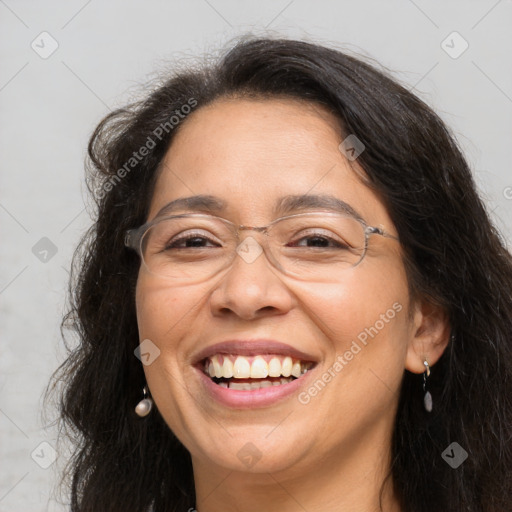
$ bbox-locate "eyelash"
[165,233,219,249]
[164,231,348,250]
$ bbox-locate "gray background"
[1,1,511,510]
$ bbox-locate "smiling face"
[134,97,423,479]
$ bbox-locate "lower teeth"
[216,377,295,390]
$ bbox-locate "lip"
[193,363,318,409]
[191,339,319,365]
[191,339,319,409]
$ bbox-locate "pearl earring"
[423,360,432,412]
[135,386,153,417]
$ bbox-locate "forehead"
[148,98,391,228]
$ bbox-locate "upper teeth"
[204,355,312,379]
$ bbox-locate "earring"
[423,360,432,412]
[135,386,153,417]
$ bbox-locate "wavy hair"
[51,36,512,511]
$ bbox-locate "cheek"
[296,260,409,401]
[135,277,194,337]
[134,278,199,428]
[299,260,408,341]
[134,279,193,390]
[134,276,216,386]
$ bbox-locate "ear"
[405,298,451,374]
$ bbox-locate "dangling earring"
[423,360,432,412]
[135,386,153,417]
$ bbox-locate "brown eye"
[164,233,220,250]
[288,229,352,249]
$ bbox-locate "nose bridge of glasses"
[237,223,268,233]
[228,222,285,271]
[230,222,271,249]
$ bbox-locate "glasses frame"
[124,211,399,279]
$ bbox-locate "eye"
[163,231,222,250]
[288,229,351,249]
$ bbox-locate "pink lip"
[192,339,319,365]
[194,364,317,409]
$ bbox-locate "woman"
[53,37,512,511]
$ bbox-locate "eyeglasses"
[124,212,399,285]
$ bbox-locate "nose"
[209,234,295,320]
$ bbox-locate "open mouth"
[200,354,316,390]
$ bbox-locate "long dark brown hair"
[50,36,512,511]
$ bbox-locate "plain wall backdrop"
[1,1,511,510]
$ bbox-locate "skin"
[135,98,451,512]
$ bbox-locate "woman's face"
[135,98,418,475]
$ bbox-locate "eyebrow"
[152,194,364,222]
[274,194,363,221]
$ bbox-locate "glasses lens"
[140,215,234,283]
[138,213,367,284]
[267,213,366,282]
